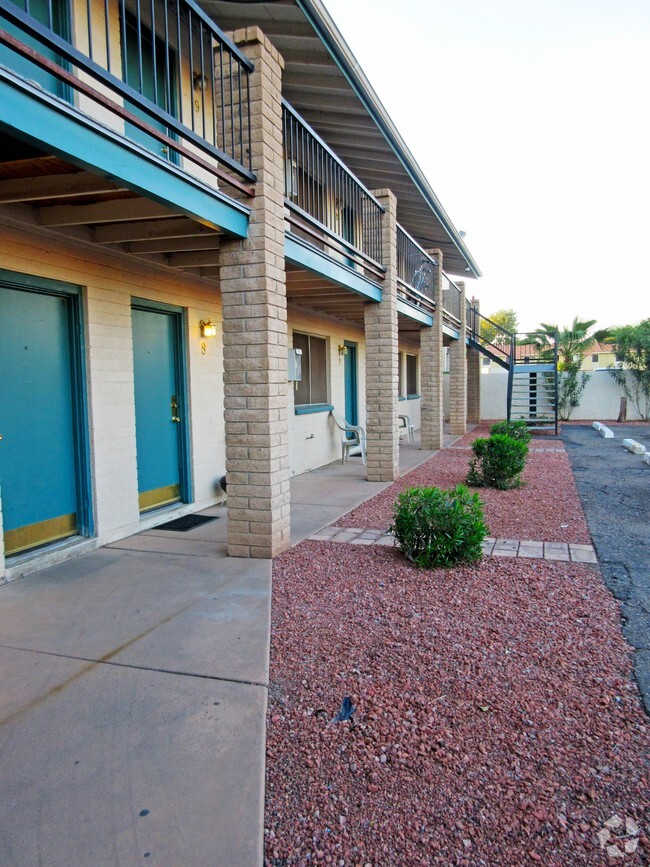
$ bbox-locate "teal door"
[0,285,80,555]
[132,305,185,512]
[0,0,70,97]
[344,341,358,426]
[122,14,178,161]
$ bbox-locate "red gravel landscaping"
[337,426,590,544]
[265,438,649,865]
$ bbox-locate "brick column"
[364,189,399,482]
[467,297,481,423]
[448,280,467,435]
[219,28,290,558]
[420,248,444,450]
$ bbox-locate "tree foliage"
[533,317,609,420]
[607,319,650,420]
[480,308,518,345]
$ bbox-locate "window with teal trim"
[294,332,328,408]
[406,353,418,397]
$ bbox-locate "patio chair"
[398,413,415,443]
[330,409,366,465]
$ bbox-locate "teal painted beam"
[285,233,383,303]
[443,324,460,340]
[0,74,250,239]
[396,298,433,326]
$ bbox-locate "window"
[293,332,328,406]
[592,353,599,363]
[406,354,418,396]
[482,356,491,366]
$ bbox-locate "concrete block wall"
[364,190,399,482]
[0,221,226,578]
[220,28,291,558]
[420,249,444,449]
[448,281,467,435]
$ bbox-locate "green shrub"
[489,419,532,445]
[467,434,528,489]
[389,484,487,568]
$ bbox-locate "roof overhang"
[203,0,481,278]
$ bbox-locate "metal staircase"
[468,315,559,435]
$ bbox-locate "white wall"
[479,366,645,421]
[287,310,367,476]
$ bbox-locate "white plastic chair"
[330,409,366,464]
[398,413,415,443]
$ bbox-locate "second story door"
[122,11,178,162]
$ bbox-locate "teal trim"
[407,394,420,401]
[398,396,406,401]
[294,403,334,415]
[131,297,193,506]
[0,267,94,542]
[396,298,433,326]
[344,341,358,427]
[285,234,382,302]
[0,72,249,238]
[443,324,460,340]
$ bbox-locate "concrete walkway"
[0,436,443,866]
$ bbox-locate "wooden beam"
[0,171,124,203]
[126,235,222,254]
[39,197,173,226]
[94,218,218,244]
[165,250,222,268]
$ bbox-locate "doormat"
[155,514,219,532]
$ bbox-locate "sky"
[321,0,650,332]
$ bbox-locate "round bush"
[389,484,487,569]
[489,420,532,445]
[467,434,528,490]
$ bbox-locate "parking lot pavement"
[563,424,650,713]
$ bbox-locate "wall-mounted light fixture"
[193,72,209,92]
[338,344,348,357]
[200,319,217,338]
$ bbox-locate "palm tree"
[534,317,609,370]
[531,317,610,419]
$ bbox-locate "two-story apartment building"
[0,0,485,579]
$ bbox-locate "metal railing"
[0,0,254,191]
[396,225,435,312]
[282,100,384,278]
[468,309,514,368]
[466,298,476,335]
[441,272,462,323]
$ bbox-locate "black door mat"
[155,514,219,532]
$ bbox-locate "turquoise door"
[0,285,79,555]
[132,305,185,512]
[0,0,70,98]
[122,14,178,161]
[344,342,358,426]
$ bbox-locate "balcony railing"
[396,225,435,313]
[470,310,513,367]
[0,0,254,192]
[282,100,384,280]
[466,297,476,336]
[441,272,462,324]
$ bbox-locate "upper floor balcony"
[0,0,255,196]
[282,99,385,285]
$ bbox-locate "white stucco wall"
[479,367,646,421]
